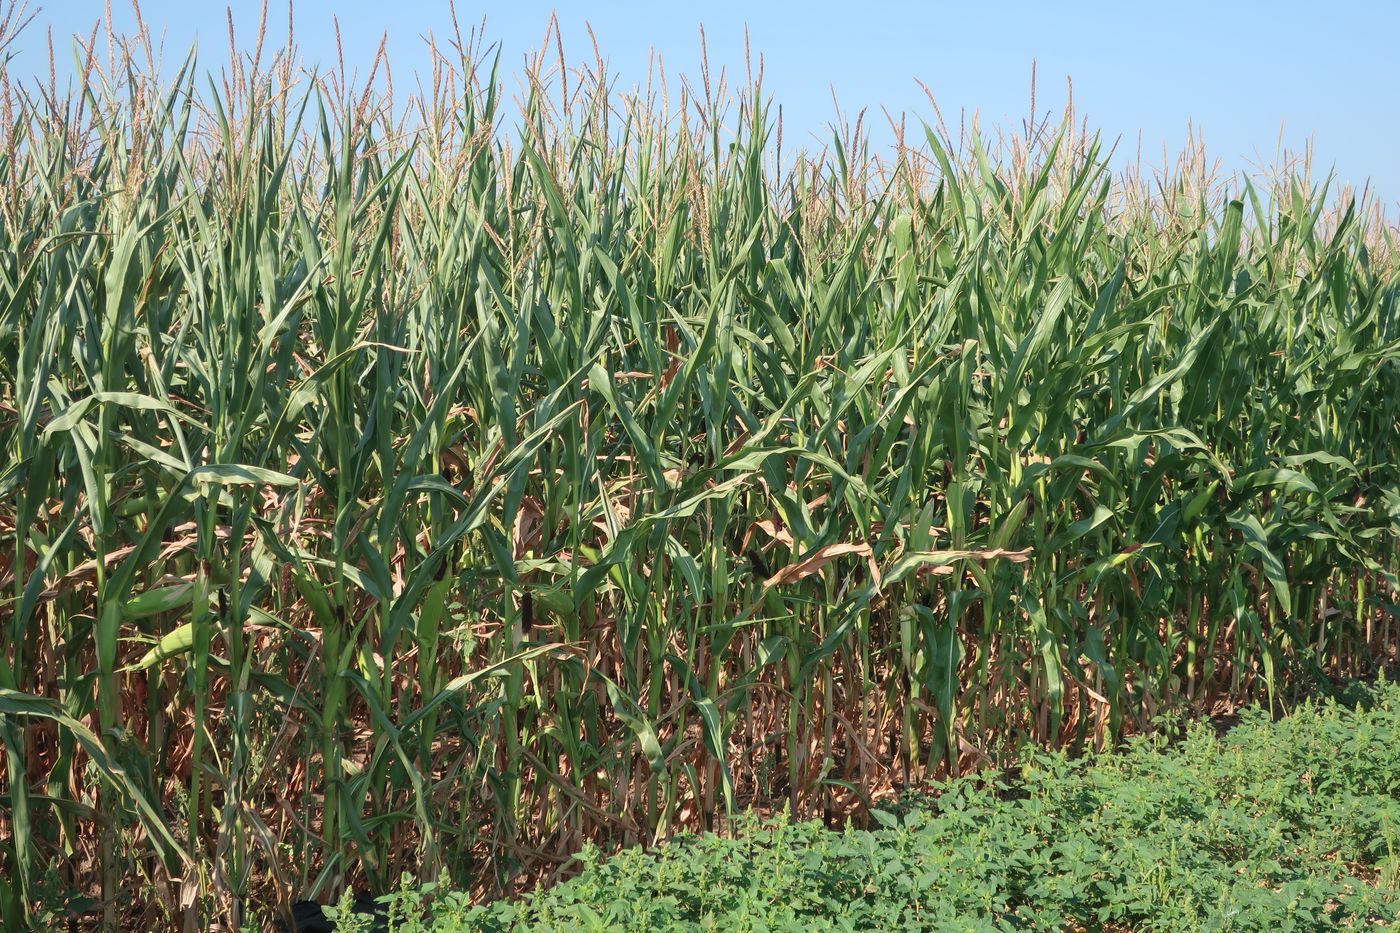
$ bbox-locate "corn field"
[1,14,1398,931]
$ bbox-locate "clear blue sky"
[5,1,1397,209]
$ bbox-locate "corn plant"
[0,14,1397,930]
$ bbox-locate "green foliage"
[399,681,1400,931]
[0,16,1397,925]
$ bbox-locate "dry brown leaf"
[764,541,873,587]
[911,547,1033,577]
[513,496,545,559]
[751,518,794,548]
[866,553,884,589]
